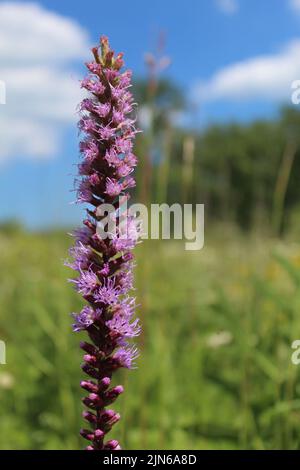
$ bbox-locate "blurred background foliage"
[1,68,300,450]
[1,229,300,449]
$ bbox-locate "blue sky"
[0,0,300,227]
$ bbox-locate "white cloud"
[0,2,90,162]
[194,39,300,103]
[215,0,239,15]
[289,0,300,13]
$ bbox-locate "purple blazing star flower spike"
[67,36,140,451]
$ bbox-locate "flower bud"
[104,440,121,450]
[104,385,124,404]
[80,380,98,393]
[82,410,97,424]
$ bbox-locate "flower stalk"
[68,36,140,450]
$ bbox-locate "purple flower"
[72,306,95,332]
[111,346,139,369]
[99,125,116,141]
[79,140,99,162]
[72,226,93,244]
[81,77,105,95]
[107,313,140,341]
[93,278,121,305]
[67,36,140,451]
[66,242,90,271]
[116,269,134,292]
[105,178,123,197]
[70,269,98,296]
[111,216,140,252]
[76,179,93,204]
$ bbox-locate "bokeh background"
[1,0,300,449]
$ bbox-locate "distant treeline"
[133,82,300,235]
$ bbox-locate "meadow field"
[2,0,300,454]
[0,224,300,449]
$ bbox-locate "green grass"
[0,226,300,449]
